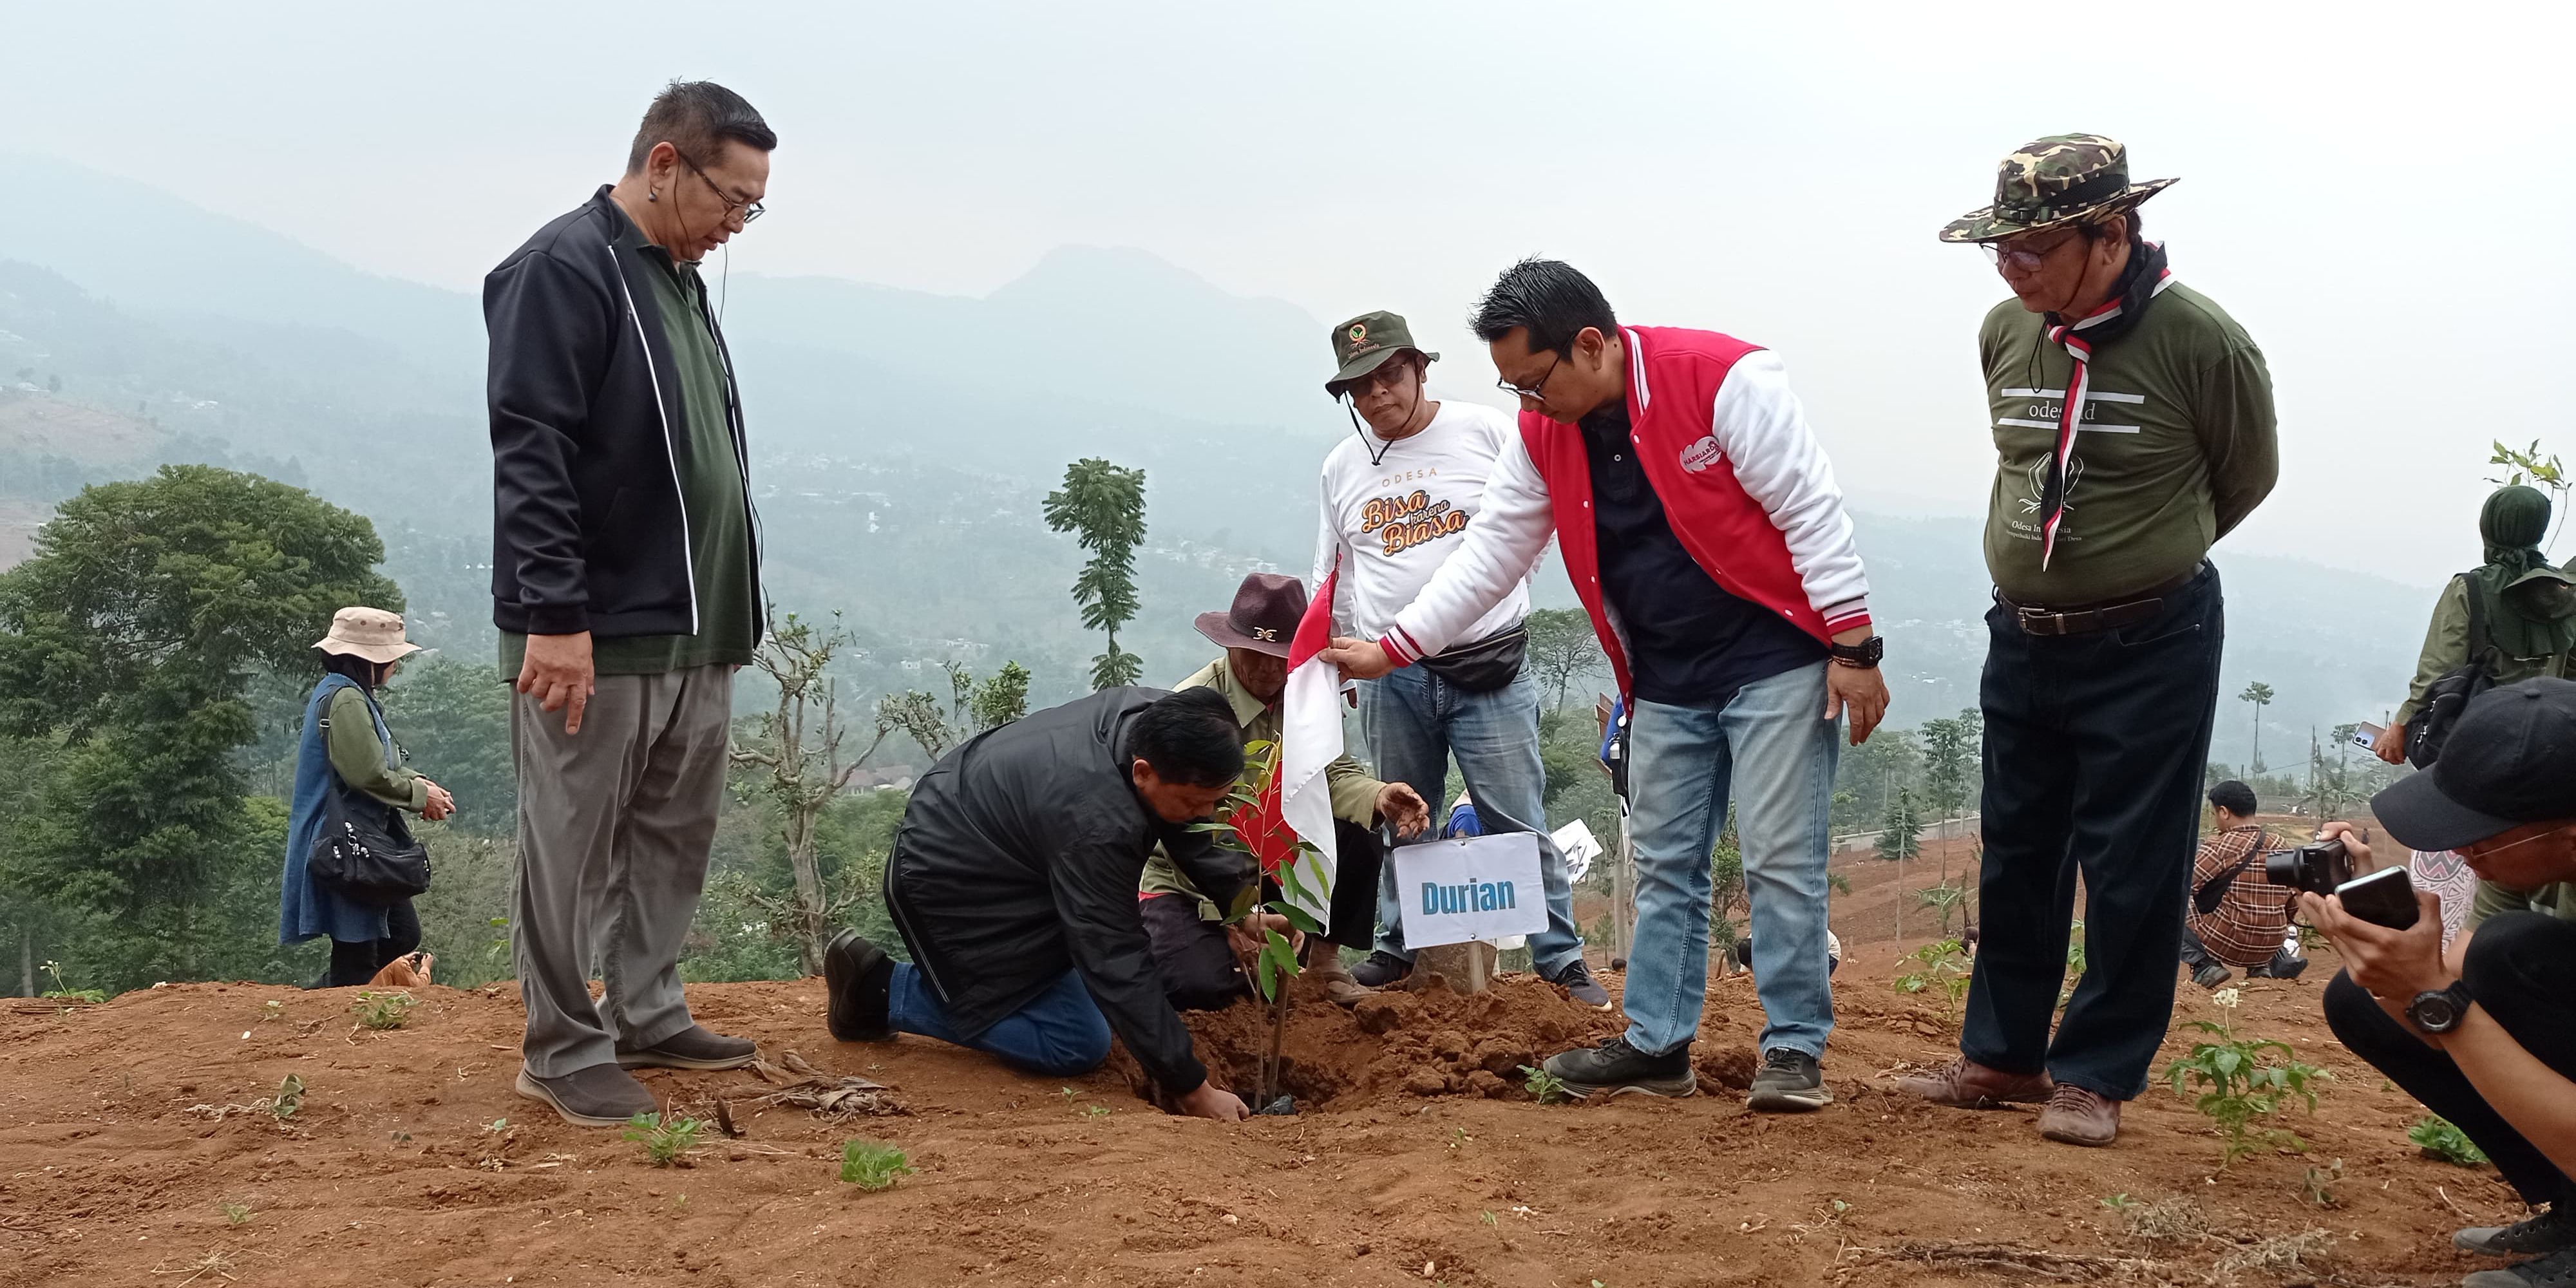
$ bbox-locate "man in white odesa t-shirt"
[1312,310,1605,1007]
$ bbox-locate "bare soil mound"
[0,945,2527,1287]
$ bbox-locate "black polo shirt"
[1580,405,1824,709]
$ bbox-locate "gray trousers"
[511,665,732,1077]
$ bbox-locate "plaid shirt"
[2186,826,2293,967]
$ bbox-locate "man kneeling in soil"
[1141,573,1432,1010]
[824,687,1261,1121]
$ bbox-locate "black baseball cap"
[2372,677,2576,851]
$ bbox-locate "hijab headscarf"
[2471,485,2576,659]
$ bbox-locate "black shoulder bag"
[307,692,433,904]
[2192,831,2269,917]
[2407,574,2496,770]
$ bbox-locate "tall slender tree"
[1043,459,1149,689]
[2239,681,2275,773]
[732,607,880,976]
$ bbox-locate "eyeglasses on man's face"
[1497,350,1561,402]
[675,148,766,225]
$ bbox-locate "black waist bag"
[308,782,431,905]
[2408,573,2496,770]
[1418,625,1528,692]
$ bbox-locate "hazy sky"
[5,1,2570,585]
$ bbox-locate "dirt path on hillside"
[0,928,2513,1287]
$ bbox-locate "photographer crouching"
[2304,678,2576,1287]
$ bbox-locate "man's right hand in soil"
[1175,1080,1250,1122]
[516,630,596,734]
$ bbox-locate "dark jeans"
[886,963,1112,1078]
[316,897,421,989]
[1143,821,1383,1010]
[1962,565,2223,1100]
[2323,913,2576,1209]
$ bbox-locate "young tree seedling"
[622,1112,705,1168]
[839,1139,915,1191]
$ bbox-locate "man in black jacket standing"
[825,687,1262,1122]
[487,80,773,1126]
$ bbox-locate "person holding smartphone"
[2308,678,2576,1287]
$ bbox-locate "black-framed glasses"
[1497,351,1560,402]
[674,148,765,225]
[1980,225,2085,271]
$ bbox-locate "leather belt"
[1999,565,2203,638]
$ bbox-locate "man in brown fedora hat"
[1140,573,1432,1007]
[1898,135,2278,1147]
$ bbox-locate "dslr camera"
[2263,837,2353,895]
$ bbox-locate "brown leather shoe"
[2036,1083,2122,1146]
[1303,951,1374,1008]
[1893,1057,2055,1108]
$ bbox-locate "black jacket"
[484,187,761,638]
[884,688,1252,1094]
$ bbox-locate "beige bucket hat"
[312,607,422,665]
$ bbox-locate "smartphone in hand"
[2335,866,2420,931]
[2351,722,2383,751]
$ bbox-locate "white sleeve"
[1384,431,1555,663]
[1710,351,1871,631]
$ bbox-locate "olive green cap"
[1325,310,1437,397]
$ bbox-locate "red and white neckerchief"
[2037,262,2174,569]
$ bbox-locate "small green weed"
[220,1201,252,1226]
[839,1139,915,1191]
[37,960,107,1005]
[1520,1065,1571,1104]
[260,999,285,1022]
[2099,1193,2139,1212]
[350,990,417,1030]
[1896,938,1971,1029]
[268,1074,305,1120]
[2409,1115,2489,1166]
[2164,988,2329,1169]
[2302,1158,2344,1208]
[622,1112,705,1168]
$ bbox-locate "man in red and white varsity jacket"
[1329,260,1888,1110]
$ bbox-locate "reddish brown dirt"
[0,941,2518,1287]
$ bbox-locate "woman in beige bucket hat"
[279,607,455,988]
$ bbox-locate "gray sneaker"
[1546,958,1612,1008]
[617,1024,757,1070]
[2460,1206,2576,1257]
[1542,1036,1696,1099]
[515,1063,658,1128]
[2464,1247,2576,1287]
[1747,1047,1832,1112]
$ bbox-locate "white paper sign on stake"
[1551,818,1602,885]
[1392,832,1548,949]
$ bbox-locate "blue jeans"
[1361,665,1583,974]
[1624,661,1838,1059]
[886,963,1112,1078]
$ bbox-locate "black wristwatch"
[2406,979,2474,1035]
[1828,636,1884,668]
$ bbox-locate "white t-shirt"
[1312,401,1535,647]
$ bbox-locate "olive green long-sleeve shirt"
[1138,656,1386,921]
[2394,576,2575,726]
[325,686,426,811]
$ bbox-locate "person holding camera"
[2180,781,2304,990]
[2311,678,2576,1287]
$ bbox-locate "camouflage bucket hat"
[1938,133,2178,243]
[1325,310,1437,397]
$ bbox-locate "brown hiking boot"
[1304,949,1373,1007]
[1894,1057,2055,1108]
[2036,1083,2122,1146]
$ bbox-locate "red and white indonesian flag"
[1276,561,1346,931]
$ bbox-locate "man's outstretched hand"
[1320,636,1397,683]
[1174,1079,1251,1122]
[1376,781,1432,838]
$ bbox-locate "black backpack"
[2407,573,2497,770]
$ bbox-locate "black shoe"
[2464,1247,2576,1287]
[1544,957,1612,1008]
[1747,1047,1831,1112]
[2248,951,2309,980]
[1351,950,1412,989]
[2461,1206,2576,1258]
[2192,963,2232,990]
[617,1024,758,1070]
[824,930,895,1042]
[1540,1036,1695,1099]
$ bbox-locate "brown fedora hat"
[1195,573,1309,659]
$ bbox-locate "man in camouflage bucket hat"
[1897,135,2279,1148]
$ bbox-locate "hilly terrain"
[0,151,2438,759]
